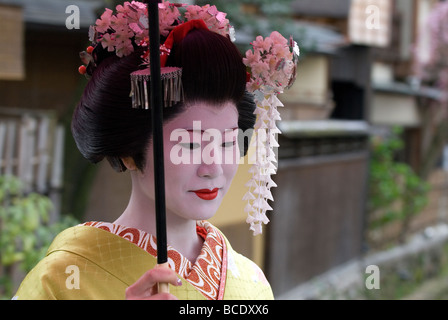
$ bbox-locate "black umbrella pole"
[148,0,169,284]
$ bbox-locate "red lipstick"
[192,188,219,200]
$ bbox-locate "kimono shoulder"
[220,232,274,300]
[14,224,273,300]
[13,225,204,300]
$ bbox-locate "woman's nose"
[197,146,224,178]
[197,161,224,178]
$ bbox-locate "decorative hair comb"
[78,1,300,236]
[129,19,211,109]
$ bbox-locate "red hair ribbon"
[160,19,209,67]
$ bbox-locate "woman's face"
[139,101,240,221]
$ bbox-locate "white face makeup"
[139,101,240,222]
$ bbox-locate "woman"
[14,1,297,300]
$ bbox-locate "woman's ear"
[121,156,137,171]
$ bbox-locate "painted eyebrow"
[185,127,239,133]
[185,129,204,133]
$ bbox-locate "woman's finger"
[125,267,182,299]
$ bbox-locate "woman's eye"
[222,141,236,148]
[179,143,201,150]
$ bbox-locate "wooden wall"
[0,25,87,116]
[266,133,370,296]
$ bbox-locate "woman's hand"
[125,264,182,300]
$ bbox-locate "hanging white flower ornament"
[243,33,300,235]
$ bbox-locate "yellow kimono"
[13,221,274,300]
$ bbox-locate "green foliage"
[368,127,430,230]
[0,175,78,298]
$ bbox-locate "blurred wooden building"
[267,0,447,297]
[0,0,103,216]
